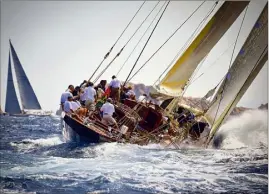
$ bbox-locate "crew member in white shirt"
[60,90,73,110]
[109,75,121,102]
[71,100,81,112]
[85,82,97,112]
[79,87,88,106]
[137,94,148,103]
[64,96,74,114]
[64,96,83,122]
[126,86,136,100]
[100,98,119,129]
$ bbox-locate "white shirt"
[60,92,73,104]
[126,90,135,97]
[71,101,81,111]
[100,102,115,116]
[109,79,121,88]
[64,101,72,113]
[138,95,147,102]
[80,88,87,101]
[85,86,96,101]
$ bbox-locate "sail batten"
[9,40,41,110]
[154,2,249,97]
[205,4,268,143]
[5,51,21,114]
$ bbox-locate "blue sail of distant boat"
[9,40,41,110]
[5,51,21,114]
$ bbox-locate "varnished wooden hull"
[63,115,117,144]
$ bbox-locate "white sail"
[205,4,268,143]
[152,1,249,98]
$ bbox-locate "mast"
[9,40,42,110]
[154,1,249,97]
[5,51,21,114]
[205,3,268,144]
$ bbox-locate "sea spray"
[213,109,268,149]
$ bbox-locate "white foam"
[10,136,64,151]
[215,109,268,149]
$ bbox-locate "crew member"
[60,84,74,110]
[64,96,74,114]
[137,94,148,103]
[85,82,97,112]
[109,75,121,102]
[100,98,119,129]
[126,86,136,100]
[189,121,209,139]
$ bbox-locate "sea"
[0,109,268,194]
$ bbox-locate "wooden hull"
[63,115,117,144]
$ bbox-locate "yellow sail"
[155,1,249,97]
[205,4,268,144]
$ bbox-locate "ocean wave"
[10,136,64,152]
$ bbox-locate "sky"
[1,0,268,112]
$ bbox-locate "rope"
[145,1,218,114]
[124,1,161,49]
[123,1,171,87]
[116,1,166,77]
[89,1,146,82]
[93,1,163,83]
[126,1,206,82]
[205,5,249,145]
[153,1,219,86]
[186,41,236,87]
[114,1,146,49]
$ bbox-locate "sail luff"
[205,3,268,142]
[9,40,42,110]
[156,1,249,97]
[5,51,21,114]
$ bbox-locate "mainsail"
[151,1,249,97]
[205,4,268,143]
[5,51,21,114]
[9,40,41,110]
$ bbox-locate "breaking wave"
[213,109,268,149]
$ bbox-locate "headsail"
[5,51,21,114]
[205,4,268,143]
[152,1,249,97]
[9,40,41,110]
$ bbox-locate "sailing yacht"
[4,40,51,116]
[61,1,267,147]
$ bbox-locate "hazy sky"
[1,1,268,111]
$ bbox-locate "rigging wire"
[116,1,166,77]
[88,1,146,81]
[123,1,171,87]
[153,1,219,86]
[126,1,206,82]
[206,5,249,145]
[93,1,161,83]
[184,41,236,87]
